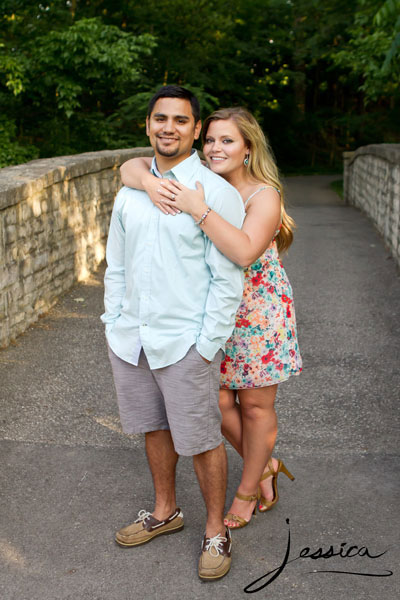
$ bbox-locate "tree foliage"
[332,0,400,101]
[0,0,398,169]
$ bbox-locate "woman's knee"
[239,390,277,421]
[219,389,236,412]
[242,402,270,422]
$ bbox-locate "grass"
[329,178,344,199]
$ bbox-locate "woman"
[120,107,302,528]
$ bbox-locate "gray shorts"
[107,344,223,456]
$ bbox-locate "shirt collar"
[151,150,200,186]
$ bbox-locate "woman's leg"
[219,389,242,454]
[224,385,278,526]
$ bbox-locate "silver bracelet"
[195,207,212,226]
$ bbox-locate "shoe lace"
[134,510,151,524]
[205,533,227,557]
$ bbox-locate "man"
[101,85,244,580]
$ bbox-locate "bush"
[0,118,39,167]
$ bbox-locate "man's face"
[146,97,201,163]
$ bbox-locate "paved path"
[1,176,399,600]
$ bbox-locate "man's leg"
[193,442,227,538]
[108,347,184,547]
[115,430,182,548]
[154,347,231,578]
[194,442,232,581]
[153,347,227,536]
[145,429,179,520]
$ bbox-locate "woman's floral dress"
[220,187,302,389]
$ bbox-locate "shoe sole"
[258,496,278,513]
[115,523,184,547]
[198,563,231,581]
[225,520,250,529]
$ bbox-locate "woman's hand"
[156,180,208,221]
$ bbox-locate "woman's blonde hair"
[202,107,295,253]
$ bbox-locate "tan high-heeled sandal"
[258,458,295,512]
[224,490,259,529]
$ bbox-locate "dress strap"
[244,185,280,209]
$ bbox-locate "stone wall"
[343,144,400,266]
[0,148,153,348]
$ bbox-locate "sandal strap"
[235,491,259,502]
[260,458,276,482]
[225,512,248,526]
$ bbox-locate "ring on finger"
[171,193,176,200]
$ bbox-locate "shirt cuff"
[105,322,114,335]
[101,316,115,335]
[196,334,223,362]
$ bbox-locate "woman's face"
[203,119,249,178]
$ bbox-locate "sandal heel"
[279,461,295,481]
[258,458,295,513]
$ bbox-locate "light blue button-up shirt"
[101,150,244,369]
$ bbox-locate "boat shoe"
[115,508,184,547]
[198,528,232,580]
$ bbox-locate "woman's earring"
[244,154,249,166]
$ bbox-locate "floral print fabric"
[220,240,302,389]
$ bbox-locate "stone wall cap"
[0,147,154,211]
[347,144,400,167]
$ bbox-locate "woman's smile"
[203,119,249,176]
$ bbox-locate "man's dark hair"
[147,85,201,123]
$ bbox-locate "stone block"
[52,261,66,277]
[34,267,52,287]
[4,207,18,226]
[9,282,23,303]
[21,202,33,221]
[1,264,18,288]
[32,252,49,273]
[0,292,7,320]
[5,225,17,244]
[23,275,36,294]
[20,256,32,278]
[34,214,49,233]
[32,197,42,217]
[14,311,26,325]
[34,297,47,312]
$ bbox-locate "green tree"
[0,5,156,157]
[0,1,398,168]
[333,0,400,101]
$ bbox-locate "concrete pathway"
[1,176,399,600]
